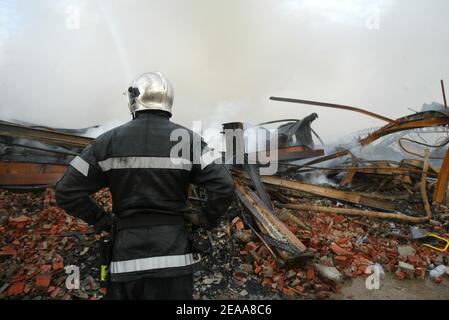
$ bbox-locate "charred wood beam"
[0,120,93,149]
[235,179,307,261]
[1,141,79,156]
[0,161,68,186]
[433,147,449,205]
[278,203,429,224]
[340,153,358,186]
[244,163,273,210]
[234,170,395,212]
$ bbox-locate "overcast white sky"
[0,0,448,143]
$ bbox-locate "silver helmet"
[127,72,174,116]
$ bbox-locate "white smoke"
[0,0,448,144]
[81,120,127,138]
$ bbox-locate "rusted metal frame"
[270,97,399,125]
[0,120,93,149]
[360,117,449,146]
[300,113,449,169]
[433,147,449,205]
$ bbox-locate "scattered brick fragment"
[7,282,25,296]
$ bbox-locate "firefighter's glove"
[94,212,114,234]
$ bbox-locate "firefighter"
[55,72,235,300]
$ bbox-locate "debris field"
[1,97,449,300]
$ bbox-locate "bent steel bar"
[270,96,399,125]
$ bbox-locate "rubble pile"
[1,102,449,300]
[223,209,449,299]
[0,183,448,300]
[0,188,103,300]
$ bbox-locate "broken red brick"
[306,266,315,281]
[330,243,352,256]
[233,271,247,281]
[244,242,258,252]
[415,267,426,279]
[432,276,444,284]
[50,225,59,235]
[295,285,305,293]
[394,270,406,280]
[254,265,262,275]
[407,255,423,266]
[8,215,30,225]
[35,273,52,290]
[235,220,245,231]
[334,255,347,262]
[0,245,17,257]
[6,282,25,296]
[354,255,373,266]
[282,287,296,296]
[261,277,273,287]
[52,260,64,271]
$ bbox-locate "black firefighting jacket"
[55,111,235,282]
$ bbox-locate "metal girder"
[270,97,399,125]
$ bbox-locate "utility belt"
[116,212,186,230]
